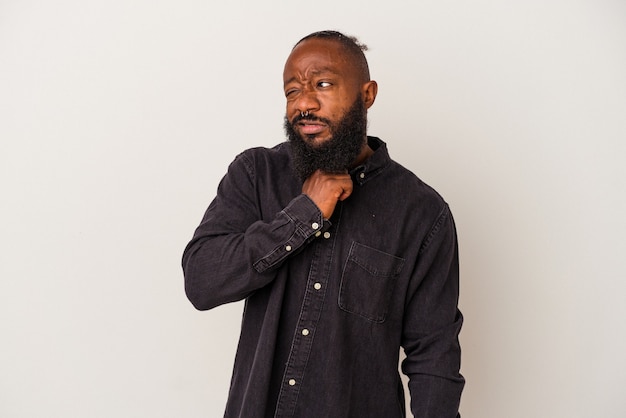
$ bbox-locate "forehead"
[283,38,355,83]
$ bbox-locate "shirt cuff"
[253,194,328,272]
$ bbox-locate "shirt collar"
[350,136,390,186]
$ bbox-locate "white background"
[1,1,625,417]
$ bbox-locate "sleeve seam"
[418,204,450,255]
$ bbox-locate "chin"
[302,134,331,146]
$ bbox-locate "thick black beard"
[284,96,368,182]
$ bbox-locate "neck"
[351,138,374,168]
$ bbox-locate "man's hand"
[302,170,353,219]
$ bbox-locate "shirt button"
[315,231,322,237]
[323,232,331,239]
[311,222,320,230]
[302,329,310,336]
[285,245,292,251]
[314,283,322,290]
[360,172,365,179]
[288,379,296,386]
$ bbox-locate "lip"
[297,122,327,135]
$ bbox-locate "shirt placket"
[274,217,339,417]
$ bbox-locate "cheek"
[326,97,352,119]
[285,101,298,119]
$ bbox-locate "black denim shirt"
[183,137,464,417]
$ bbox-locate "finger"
[338,186,353,201]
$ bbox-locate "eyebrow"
[283,67,341,87]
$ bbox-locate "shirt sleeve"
[182,151,325,311]
[401,204,465,417]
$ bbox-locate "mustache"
[290,113,333,126]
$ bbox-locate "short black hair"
[294,30,371,81]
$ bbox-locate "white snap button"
[285,245,292,251]
[302,329,310,336]
[289,379,296,386]
[314,283,322,290]
[323,232,331,239]
[312,222,320,230]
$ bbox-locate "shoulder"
[228,142,292,178]
[396,160,449,219]
[372,139,447,214]
[365,138,452,235]
[235,142,290,165]
[393,161,445,202]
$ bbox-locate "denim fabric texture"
[183,137,464,417]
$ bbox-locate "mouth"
[297,121,327,136]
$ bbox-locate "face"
[282,38,377,146]
[284,94,368,181]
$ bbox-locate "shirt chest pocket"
[338,242,405,323]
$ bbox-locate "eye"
[317,81,332,88]
[285,88,299,98]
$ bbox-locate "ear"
[361,80,378,109]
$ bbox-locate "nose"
[292,89,320,117]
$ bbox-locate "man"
[183,30,464,417]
